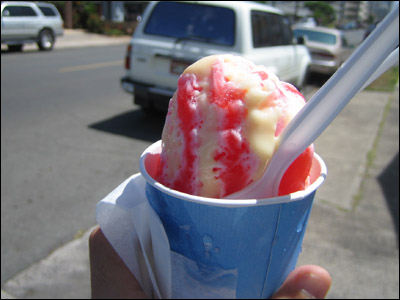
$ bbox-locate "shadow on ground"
[378,151,399,247]
[307,72,332,87]
[88,109,166,142]
[1,47,43,54]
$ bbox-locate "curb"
[1,226,97,299]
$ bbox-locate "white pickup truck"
[121,1,311,112]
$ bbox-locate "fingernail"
[297,273,328,299]
[298,288,316,299]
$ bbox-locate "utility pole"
[64,1,73,29]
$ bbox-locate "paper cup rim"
[140,140,327,207]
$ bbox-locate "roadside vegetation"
[49,1,136,36]
[365,66,399,92]
[352,64,398,209]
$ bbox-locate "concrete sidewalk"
[1,28,131,52]
[53,29,131,50]
[1,29,399,299]
[299,85,399,299]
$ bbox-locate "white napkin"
[96,173,171,299]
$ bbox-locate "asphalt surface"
[1,29,132,52]
[1,43,147,285]
[1,29,399,299]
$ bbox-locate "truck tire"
[8,44,23,52]
[37,29,55,51]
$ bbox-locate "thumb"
[270,265,332,299]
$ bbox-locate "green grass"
[104,28,127,36]
[365,66,399,92]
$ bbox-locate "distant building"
[367,1,395,22]
[96,1,395,29]
[334,1,368,23]
[265,1,395,25]
[101,1,148,22]
[334,1,395,24]
[264,1,311,19]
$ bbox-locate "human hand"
[89,226,147,299]
[89,226,331,299]
[270,264,331,299]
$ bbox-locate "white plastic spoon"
[228,4,399,200]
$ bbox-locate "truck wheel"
[141,105,155,114]
[134,95,154,114]
[8,44,23,52]
[37,29,55,51]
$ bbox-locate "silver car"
[293,26,352,75]
[1,1,63,51]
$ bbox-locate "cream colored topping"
[162,54,304,197]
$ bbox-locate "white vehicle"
[1,1,63,51]
[121,1,311,112]
[293,26,352,75]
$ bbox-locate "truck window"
[251,10,292,48]
[144,2,235,46]
[293,29,337,45]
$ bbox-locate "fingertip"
[271,265,331,299]
[297,265,332,287]
[89,226,107,253]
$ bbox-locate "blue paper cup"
[140,140,327,299]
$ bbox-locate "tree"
[304,1,336,26]
[71,1,104,33]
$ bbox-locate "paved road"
[1,45,165,282]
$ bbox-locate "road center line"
[59,60,123,73]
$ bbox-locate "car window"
[144,2,235,46]
[38,5,57,17]
[251,10,292,48]
[2,5,37,17]
[293,29,337,45]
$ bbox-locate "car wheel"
[8,44,24,52]
[134,94,155,114]
[37,29,55,51]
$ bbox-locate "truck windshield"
[293,29,337,45]
[144,2,235,46]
